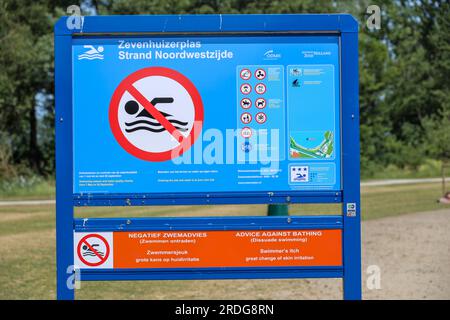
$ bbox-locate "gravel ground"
[361,208,450,299]
[296,208,450,299]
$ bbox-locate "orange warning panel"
[113,229,342,269]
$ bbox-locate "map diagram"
[289,131,334,159]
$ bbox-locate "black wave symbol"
[82,251,104,257]
[125,126,188,133]
[125,113,189,133]
[125,119,188,127]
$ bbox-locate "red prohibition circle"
[255,83,266,94]
[240,83,252,95]
[109,67,204,162]
[240,112,252,124]
[77,234,110,267]
[240,68,251,80]
[240,98,252,109]
[255,98,266,109]
[255,112,267,124]
[254,68,266,80]
[240,127,252,138]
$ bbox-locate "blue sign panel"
[55,14,361,301]
[72,35,341,194]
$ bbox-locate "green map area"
[290,131,334,159]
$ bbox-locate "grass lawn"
[0,182,446,299]
[0,159,444,201]
[0,179,55,200]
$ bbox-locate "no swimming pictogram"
[76,234,110,267]
[109,67,204,162]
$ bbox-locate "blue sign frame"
[55,14,361,300]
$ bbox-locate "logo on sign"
[263,50,282,60]
[78,45,104,60]
[109,67,204,162]
[346,203,357,217]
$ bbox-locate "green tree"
[0,0,72,176]
[383,0,450,168]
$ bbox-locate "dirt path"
[361,208,450,299]
[300,208,450,299]
[361,177,448,187]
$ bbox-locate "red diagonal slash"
[82,240,106,263]
[126,85,184,143]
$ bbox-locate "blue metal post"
[341,26,362,300]
[55,32,75,300]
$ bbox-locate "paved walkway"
[0,199,55,206]
[361,177,447,186]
